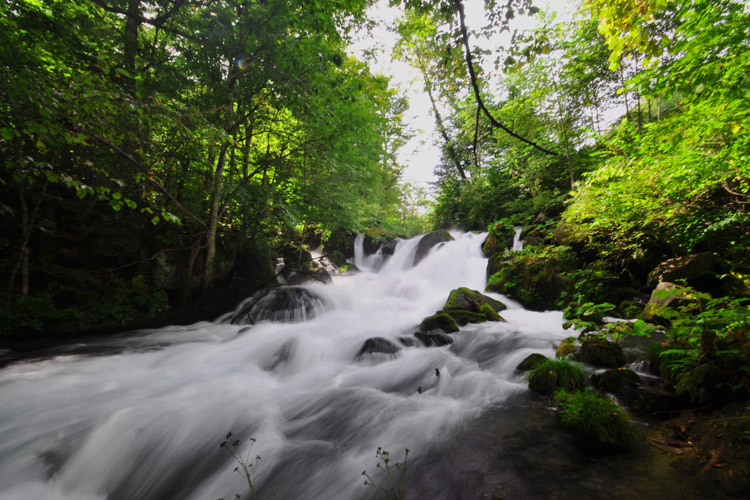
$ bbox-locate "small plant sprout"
[219,432,264,500]
[362,446,410,500]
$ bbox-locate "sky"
[348,0,575,192]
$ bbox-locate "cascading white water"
[512,227,524,251]
[0,232,571,500]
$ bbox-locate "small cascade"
[512,226,524,251]
[352,234,387,271]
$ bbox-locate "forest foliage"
[1,0,428,334]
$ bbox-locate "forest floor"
[646,400,750,498]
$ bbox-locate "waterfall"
[0,232,572,500]
[512,226,524,251]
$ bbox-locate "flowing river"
[0,232,711,499]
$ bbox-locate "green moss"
[574,337,626,368]
[446,310,488,326]
[555,389,638,452]
[420,312,459,333]
[444,287,507,313]
[479,303,503,321]
[517,353,548,371]
[485,245,579,311]
[528,358,586,394]
[555,337,577,358]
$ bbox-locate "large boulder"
[444,287,507,313]
[647,252,726,290]
[414,230,454,265]
[481,225,515,257]
[442,287,507,324]
[642,282,710,324]
[226,287,328,324]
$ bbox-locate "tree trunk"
[123,0,141,93]
[202,71,237,295]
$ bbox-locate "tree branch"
[452,0,558,156]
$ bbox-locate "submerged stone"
[226,287,328,325]
[415,331,454,347]
[356,337,401,360]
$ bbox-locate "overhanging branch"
[453,0,558,156]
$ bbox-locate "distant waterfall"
[512,226,524,251]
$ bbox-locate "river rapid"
[0,232,710,499]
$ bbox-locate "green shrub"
[528,358,586,394]
[555,389,638,452]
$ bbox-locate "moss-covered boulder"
[642,282,710,324]
[574,337,626,368]
[441,287,507,324]
[595,369,641,394]
[517,353,548,371]
[528,358,585,394]
[485,245,579,311]
[420,312,459,333]
[414,230,454,265]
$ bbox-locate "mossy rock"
[596,369,641,394]
[444,287,507,313]
[485,245,579,311]
[642,282,710,324]
[420,312,459,333]
[479,303,503,321]
[528,358,585,394]
[482,227,515,257]
[555,337,577,358]
[446,310,488,326]
[517,353,548,371]
[574,337,626,368]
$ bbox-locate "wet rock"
[482,227,514,257]
[414,230,454,265]
[516,353,548,371]
[420,312,459,333]
[594,369,641,394]
[356,337,401,360]
[398,336,418,347]
[444,287,507,313]
[415,331,454,347]
[226,287,328,324]
[441,287,507,324]
[574,337,626,368]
